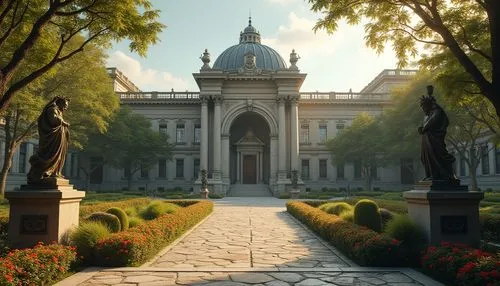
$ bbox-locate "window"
[337,163,344,179]
[70,153,78,177]
[176,158,184,178]
[319,159,327,178]
[300,124,309,144]
[90,157,103,184]
[319,124,327,143]
[301,159,309,180]
[354,159,362,179]
[158,159,166,178]
[159,123,168,135]
[371,165,378,179]
[193,158,200,178]
[496,146,500,174]
[194,124,201,143]
[481,144,490,175]
[176,123,185,143]
[460,153,467,177]
[18,143,27,173]
[336,123,345,135]
[140,164,148,178]
[123,165,130,180]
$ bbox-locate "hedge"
[287,201,404,266]
[94,200,213,266]
[80,198,151,217]
[0,216,8,257]
[421,242,499,285]
[0,243,76,285]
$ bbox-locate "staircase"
[228,184,272,197]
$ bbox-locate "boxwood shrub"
[80,198,151,217]
[94,200,213,266]
[287,201,404,266]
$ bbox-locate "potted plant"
[200,169,209,199]
[290,169,300,199]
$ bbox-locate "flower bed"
[421,242,500,285]
[0,243,76,285]
[80,198,151,217]
[286,201,404,266]
[94,200,213,266]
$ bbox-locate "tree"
[326,113,384,191]
[308,0,500,118]
[0,0,163,113]
[81,107,173,190]
[0,41,119,195]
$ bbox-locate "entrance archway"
[229,112,270,184]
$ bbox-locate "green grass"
[82,192,142,204]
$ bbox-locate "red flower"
[480,271,489,278]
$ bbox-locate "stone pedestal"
[290,189,300,199]
[404,183,483,247]
[5,179,85,249]
[200,188,209,199]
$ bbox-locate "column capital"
[213,95,223,104]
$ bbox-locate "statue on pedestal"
[418,86,457,182]
[27,96,70,185]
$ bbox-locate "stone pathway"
[57,198,442,286]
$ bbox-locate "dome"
[213,18,287,71]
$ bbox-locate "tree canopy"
[0,0,164,113]
[308,0,500,118]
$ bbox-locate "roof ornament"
[289,49,300,71]
[200,48,211,71]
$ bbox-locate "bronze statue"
[27,96,70,184]
[418,86,456,182]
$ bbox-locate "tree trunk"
[0,149,14,196]
[486,0,500,118]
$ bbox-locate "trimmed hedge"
[71,221,111,263]
[0,216,8,257]
[107,207,129,230]
[94,200,213,266]
[319,202,353,215]
[421,242,500,285]
[287,201,404,266]
[87,212,121,233]
[0,243,76,285]
[140,202,179,220]
[354,199,382,232]
[80,198,151,217]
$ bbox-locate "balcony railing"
[299,92,390,101]
[118,92,201,100]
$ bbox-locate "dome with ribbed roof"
[213,18,287,71]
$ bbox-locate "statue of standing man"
[27,96,70,185]
[418,85,457,182]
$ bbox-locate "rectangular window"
[319,159,327,178]
[354,159,362,179]
[336,123,345,135]
[176,158,184,178]
[159,123,168,135]
[90,157,103,184]
[158,159,166,178]
[337,163,344,179]
[18,143,27,173]
[319,124,327,143]
[496,146,500,174]
[70,153,78,177]
[193,158,200,178]
[140,164,148,178]
[300,124,309,144]
[481,144,490,175]
[301,159,309,180]
[194,124,201,143]
[176,123,185,143]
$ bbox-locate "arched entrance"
[229,112,270,184]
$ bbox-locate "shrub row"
[480,214,500,242]
[94,200,213,266]
[0,216,8,257]
[421,242,499,285]
[0,243,76,286]
[80,198,151,217]
[286,201,404,266]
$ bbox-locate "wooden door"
[243,155,257,184]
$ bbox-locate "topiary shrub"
[140,201,180,220]
[354,199,382,232]
[339,210,354,222]
[128,216,144,228]
[384,215,426,265]
[70,221,111,263]
[379,208,395,227]
[125,206,138,217]
[319,202,353,215]
[87,212,121,233]
[106,207,129,231]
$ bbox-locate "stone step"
[228,184,272,197]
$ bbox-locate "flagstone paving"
[57,197,442,286]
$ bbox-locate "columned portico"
[212,97,222,180]
[278,98,287,180]
[200,98,209,173]
[290,98,299,172]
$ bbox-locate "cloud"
[107,51,190,91]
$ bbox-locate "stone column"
[237,152,240,182]
[221,134,230,181]
[213,98,222,180]
[259,151,263,183]
[290,98,299,172]
[278,98,287,179]
[270,136,278,182]
[200,98,209,173]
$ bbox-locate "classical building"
[3,19,500,194]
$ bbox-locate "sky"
[107,0,402,93]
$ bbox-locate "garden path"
[57,197,442,286]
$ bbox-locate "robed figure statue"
[27,96,70,184]
[417,86,456,182]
